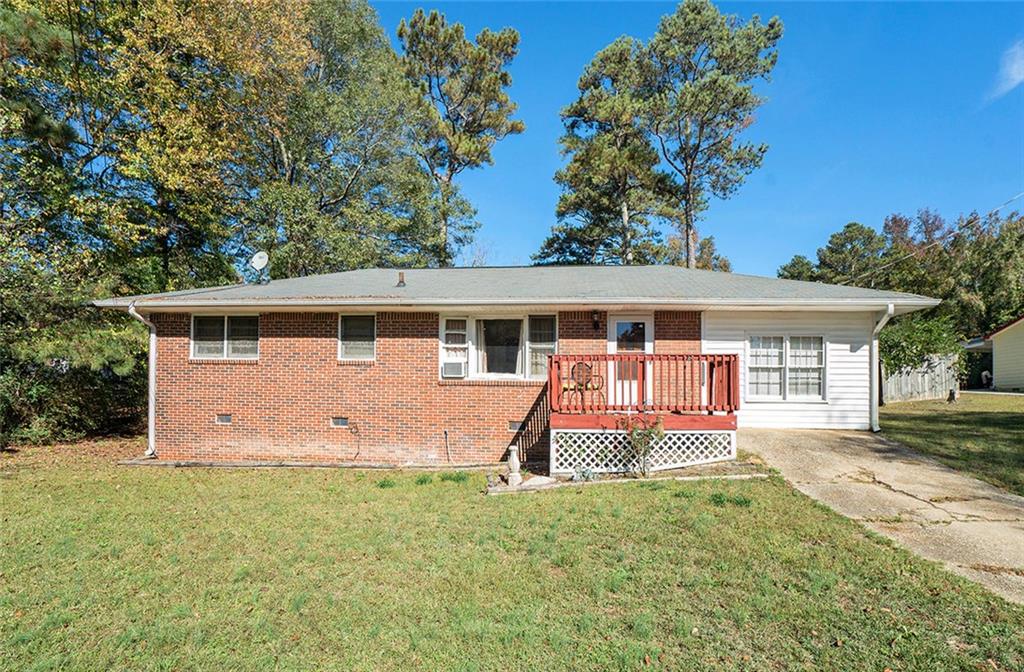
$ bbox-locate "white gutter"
[869,303,895,432]
[128,302,157,457]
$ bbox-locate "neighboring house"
[983,315,1024,391]
[95,266,938,473]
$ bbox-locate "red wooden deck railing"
[548,353,740,415]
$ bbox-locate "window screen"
[226,316,259,358]
[193,316,225,358]
[748,335,784,397]
[441,318,469,377]
[193,316,258,359]
[339,315,375,360]
[528,316,556,378]
[788,336,824,397]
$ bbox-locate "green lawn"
[881,392,1024,497]
[2,441,1023,671]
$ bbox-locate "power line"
[842,189,1024,285]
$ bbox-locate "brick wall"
[151,309,700,465]
[654,311,701,354]
[653,310,703,407]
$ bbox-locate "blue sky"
[371,1,1024,276]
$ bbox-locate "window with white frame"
[477,319,523,375]
[338,315,375,360]
[441,318,469,378]
[747,335,825,400]
[528,316,556,379]
[440,315,556,380]
[787,336,825,397]
[192,315,259,359]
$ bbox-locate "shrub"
[616,415,664,478]
[414,474,432,486]
[376,478,396,489]
[439,471,468,483]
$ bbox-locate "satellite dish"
[249,251,269,272]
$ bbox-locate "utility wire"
[841,189,1024,285]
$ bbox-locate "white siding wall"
[703,311,873,430]
[993,323,1024,390]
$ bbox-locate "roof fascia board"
[100,298,939,314]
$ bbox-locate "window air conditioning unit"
[442,361,466,379]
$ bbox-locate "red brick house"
[96,266,938,473]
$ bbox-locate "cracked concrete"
[742,428,1024,604]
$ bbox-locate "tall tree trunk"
[683,205,696,269]
[438,177,452,267]
[621,200,633,265]
[157,194,171,291]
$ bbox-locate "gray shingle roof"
[95,265,939,311]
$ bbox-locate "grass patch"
[881,392,1024,496]
[414,474,432,486]
[1,442,1022,670]
[439,471,468,483]
[708,492,752,508]
[376,478,396,489]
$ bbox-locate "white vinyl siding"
[191,315,259,360]
[703,311,872,429]
[992,322,1024,390]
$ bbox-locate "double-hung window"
[527,316,556,379]
[787,336,825,397]
[441,315,557,380]
[747,334,825,400]
[338,315,375,361]
[441,318,470,378]
[192,315,259,359]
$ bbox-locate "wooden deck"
[547,353,739,431]
[547,353,740,474]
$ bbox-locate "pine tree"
[535,38,673,266]
[398,9,525,266]
[646,0,783,267]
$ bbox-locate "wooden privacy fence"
[882,354,959,403]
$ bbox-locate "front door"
[607,315,654,408]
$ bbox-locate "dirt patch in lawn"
[0,435,144,473]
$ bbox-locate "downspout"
[128,302,157,457]
[869,303,895,432]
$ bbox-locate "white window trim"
[439,314,558,381]
[337,313,376,362]
[744,332,827,403]
[190,314,260,360]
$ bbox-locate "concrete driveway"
[742,429,1024,605]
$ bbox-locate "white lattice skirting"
[550,429,736,475]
